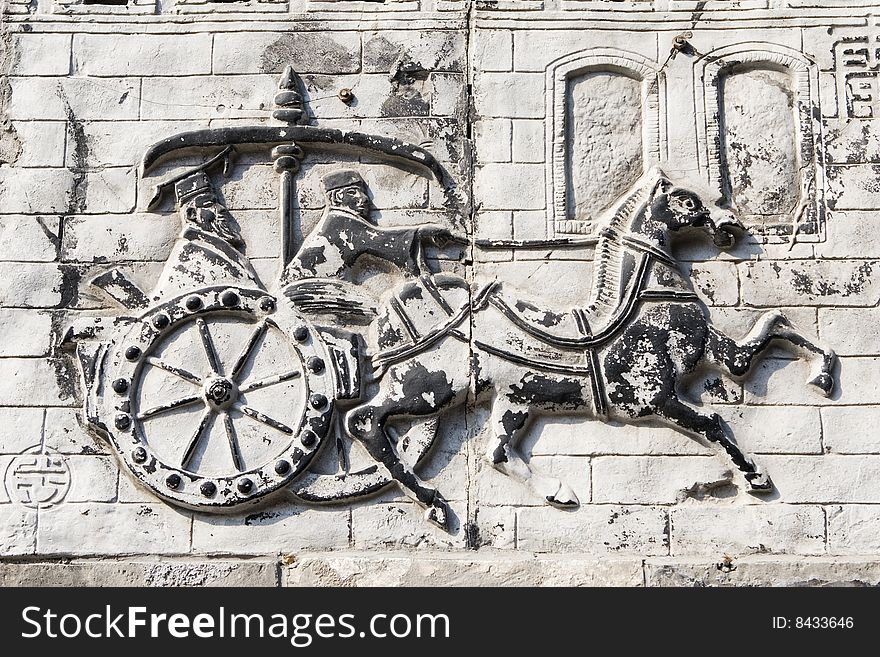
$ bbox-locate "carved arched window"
[698,44,825,241]
[546,49,662,236]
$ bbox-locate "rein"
[369,228,699,382]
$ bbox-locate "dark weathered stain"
[381,88,430,118]
[464,522,480,550]
[56,264,83,309]
[245,510,281,526]
[295,246,328,273]
[398,285,424,302]
[507,372,584,410]
[493,408,528,464]
[36,217,61,258]
[702,376,738,403]
[377,314,405,350]
[61,91,90,214]
[790,261,874,297]
[259,33,358,75]
[513,299,565,327]
[395,363,456,414]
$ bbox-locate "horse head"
[642,167,744,249]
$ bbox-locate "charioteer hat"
[174,171,214,205]
[321,169,366,194]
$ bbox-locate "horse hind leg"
[346,397,452,530]
[658,396,772,492]
[706,311,837,397]
[485,400,579,508]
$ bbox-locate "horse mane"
[586,173,656,313]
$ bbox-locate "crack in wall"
[463,0,479,549]
[59,89,90,214]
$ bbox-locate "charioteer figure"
[284,169,457,281]
[151,169,261,301]
[281,169,463,321]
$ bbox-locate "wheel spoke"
[237,404,294,435]
[180,408,215,470]
[239,369,301,394]
[223,412,244,472]
[230,320,268,382]
[137,395,202,420]
[196,318,222,375]
[145,357,203,386]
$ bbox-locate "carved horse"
[345,169,837,529]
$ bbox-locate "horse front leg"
[705,310,836,396]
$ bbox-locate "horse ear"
[650,175,672,198]
[643,166,671,196]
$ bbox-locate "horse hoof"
[746,471,774,492]
[424,497,450,531]
[808,372,834,397]
[545,482,580,508]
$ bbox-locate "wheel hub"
[203,377,238,411]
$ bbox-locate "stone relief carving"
[63,63,838,530]
[356,168,837,528]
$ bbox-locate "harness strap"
[571,300,608,419]
[639,289,700,301]
[389,296,420,341]
[473,340,595,376]
[421,274,454,316]
[371,282,497,374]
[572,308,592,338]
[586,349,608,417]
[621,234,679,269]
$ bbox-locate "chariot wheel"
[98,286,335,511]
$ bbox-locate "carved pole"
[272,66,308,276]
